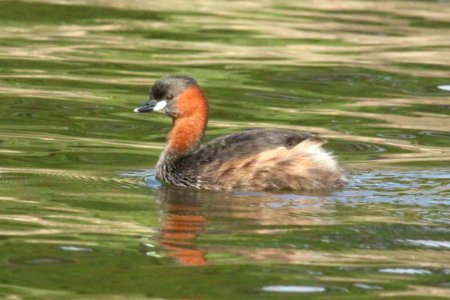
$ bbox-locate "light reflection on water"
[261,285,326,293]
[0,0,449,298]
[438,85,450,92]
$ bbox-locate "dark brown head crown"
[150,76,197,100]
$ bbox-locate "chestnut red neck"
[166,85,208,156]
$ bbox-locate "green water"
[1,0,449,299]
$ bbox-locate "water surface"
[0,0,449,299]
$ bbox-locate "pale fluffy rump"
[201,138,347,191]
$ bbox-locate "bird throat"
[166,114,206,156]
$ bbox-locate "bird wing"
[176,128,320,169]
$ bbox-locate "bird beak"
[134,99,167,113]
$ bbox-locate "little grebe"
[134,76,347,191]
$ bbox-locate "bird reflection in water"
[154,184,332,266]
[156,186,208,266]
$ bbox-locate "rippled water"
[1,0,449,299]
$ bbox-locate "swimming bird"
[134,75,347,191]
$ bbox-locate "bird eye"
[166,94,174,100]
